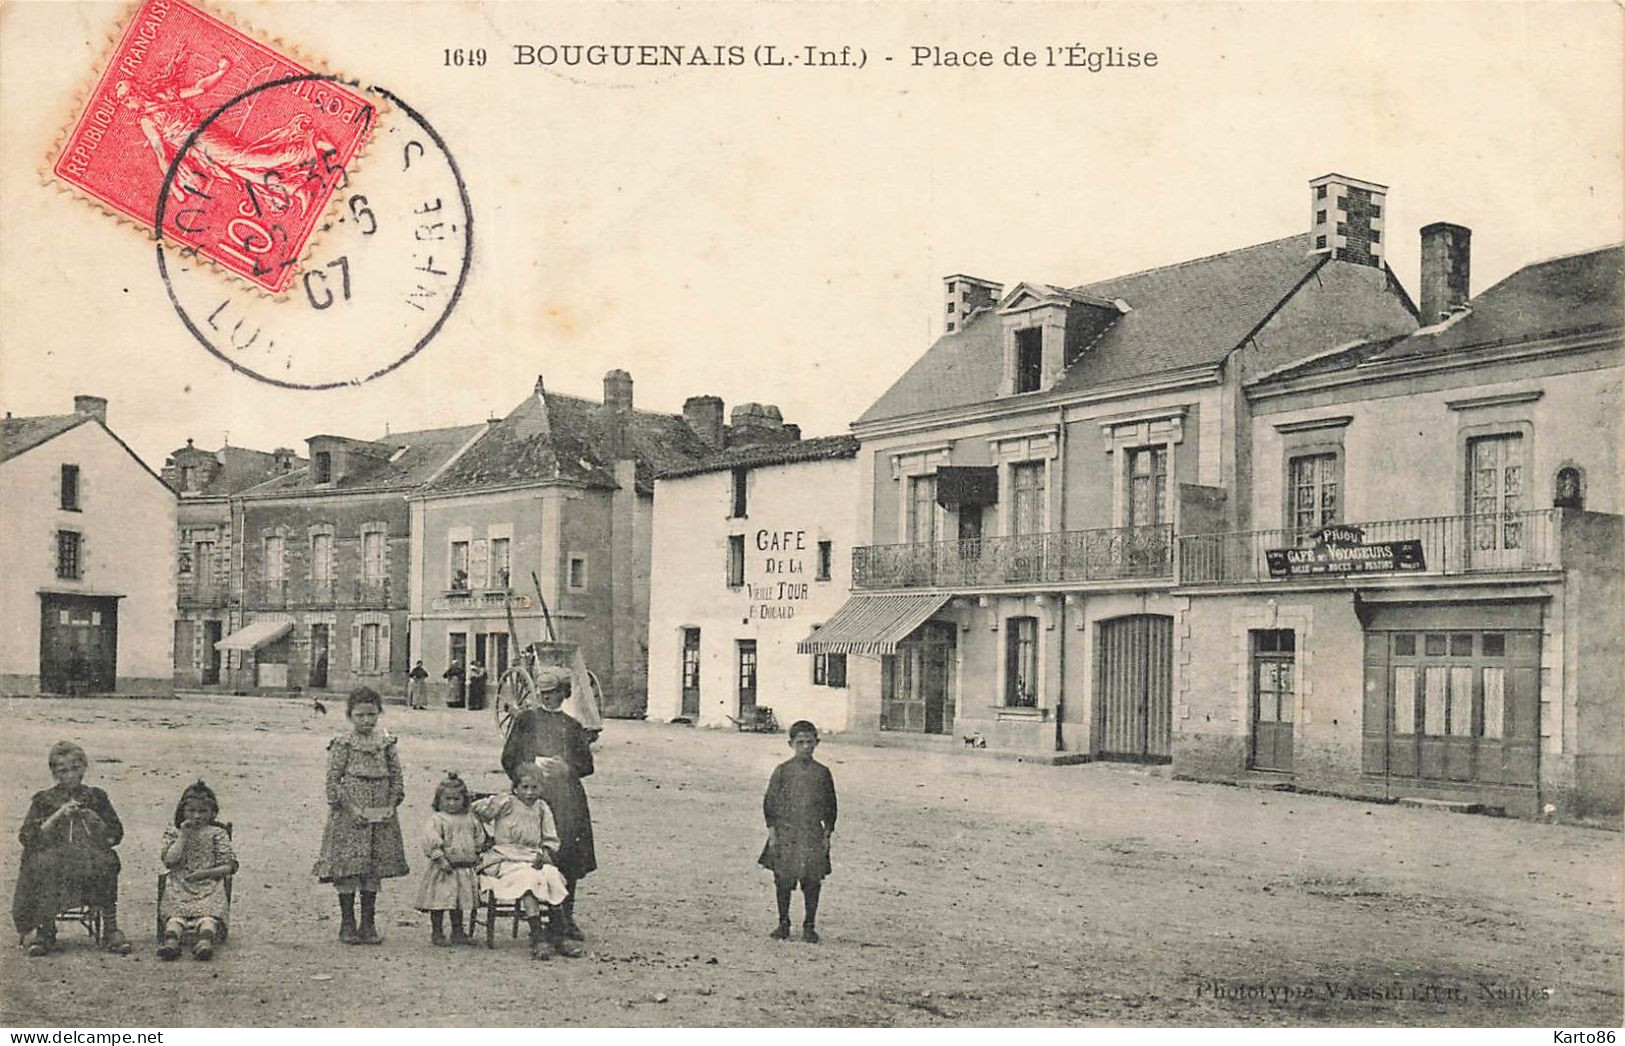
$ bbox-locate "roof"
[423,387,715,495]
[242,423,485,496]
[857,235,1332,424]
[0,413,89,463]
[657,434,860,480]
[1261,244,1624,383]
[189,446,303,496]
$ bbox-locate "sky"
[1,1,1621,470]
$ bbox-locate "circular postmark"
[154,74,472,389]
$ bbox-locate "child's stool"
[154,822,235,944]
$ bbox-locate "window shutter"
[350,620,362,672]
[471,539,489,589]
[380,621,393,674]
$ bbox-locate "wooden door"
[1250,630,1295,771]
[1095,615,1173,762]
[680,628,701,717]
[921,623,956,735]
[737,640,758,715]
[40,595,117,694]
[309,624,330,689]
[202,621,222,684]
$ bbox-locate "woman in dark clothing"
[499,666,597,941]
[467,661,488,712]
[12,741,132,956]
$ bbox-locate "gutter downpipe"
[1054,405,1067,753]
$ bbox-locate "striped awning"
[796,593,953,656]
[215,618,292,652]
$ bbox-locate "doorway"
[737,640,758,716]
[1095,614,1173,762]
[1249,629,1295,772]
[681,628,701,717]
[39,594,118,694]
[309,624,330,689]
[202,621,222,684]
[882,621,957,734]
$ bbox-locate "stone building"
[0,396,174,694]
[409,370,714,718]
[647,426,860,731]
[161,440,302,689]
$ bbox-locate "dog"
[961,732,986,749]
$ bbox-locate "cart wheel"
[495,665,534,737]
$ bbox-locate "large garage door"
[1095,614,1173,762]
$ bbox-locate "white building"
[0,396,176,694]
[648,430,861,732]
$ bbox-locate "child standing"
[414,771,485,945]
[472,763,575,960]
[312,688,408,944]
[11,741,132,956]
[758,720,838,944]
[157,780,237,961]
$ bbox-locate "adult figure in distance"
[499,666,596,943]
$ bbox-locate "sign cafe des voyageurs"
[1266,525,1427,578]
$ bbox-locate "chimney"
[73,395,108,425]
[1308,173,1388,267]
[729,403,785,446]
[273,447,297,472]
[1418,222,1472,325]
[943,274,1002,335]
[683,395,725,450]
[603,369,633,413]
[782,423,802,441]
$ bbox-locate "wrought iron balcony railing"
[853,524,1173,590]
[1176,509,1560,585]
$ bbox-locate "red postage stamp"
[50,0,375,293]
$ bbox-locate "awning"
[797,593,953,656]
[215,619,292,652]
[935,466,998,507]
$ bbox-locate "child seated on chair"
[11,741,131,957]
[471,763,575,961]
[414,771,485,946]
[157,780,237,961]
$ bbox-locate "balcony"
[1177,510,1561,586]
[853,524,1173,591]
[178,578,225,607]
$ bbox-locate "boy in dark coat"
[758,720,837,943]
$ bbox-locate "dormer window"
[1014,328,1042,394]
[313,451,332,484]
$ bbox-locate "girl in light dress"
[471,763,576,960]
[157,780,237,961]
[413,771,485,946]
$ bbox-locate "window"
[310,533,333,581]
[192,539,215,582]
[568,556,587,590]
[1468,434,1524,554]
[1289,453,1339,538]
[179,464,197,491]
[60,465,80,510]
[815,540,832,581]
[449,540,469,589]
[1315,209,1327,224]
[263,535,284,581]
[56,530,82,580]
[360,622,381,673]
[1316,184,1328,200]
[1315,235,1327,250]
[1005,617,1038,707]
[730,467,748,518]
[813,652,848,688]
[313,451,332,484]
[946,321,956,332]
[1370,203,1381,217]
[726,535,745,588]
[946,281,956,293]
[1127,446,1168,528]
[908,474,937,545]
[1369,229,1381,243]
[946,301,955,314]
[491,538,512,589]
[1014,328,1042,393]
[362,530,386,581]
[1010,462,1046,535]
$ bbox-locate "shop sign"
[1266,525,1426,578]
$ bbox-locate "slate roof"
[657,434,861,480]
[242,423,485,496]
[858,235,1332,424]
[0,413,88,463]
[1261,244,1624,383]
[423,387,715,496]
[182,446,304,497]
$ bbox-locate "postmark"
[50,0,374,293]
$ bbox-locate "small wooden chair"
[471,889,558,949]
[155,822,236,943]
[54,904,103,944]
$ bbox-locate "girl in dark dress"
[12,741,132,956]
[500,666,597,943]
[759,721,838,943]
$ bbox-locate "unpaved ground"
[0,696,1619,1027]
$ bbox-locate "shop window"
[56,530,82,580]
[726,535,745,588]
[1004,616,1038,707]
[60,465,80,510]
[815,540,832,582]
[813,653,847,688]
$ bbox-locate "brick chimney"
[944,274,1002,335]
[273,447,297,472]
[603,369,633,413]
[1418,222,1472,325]
[729,403,785,446]
[683,395,724,450]
[1308,174,1387,267]
[73,395,108,425]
